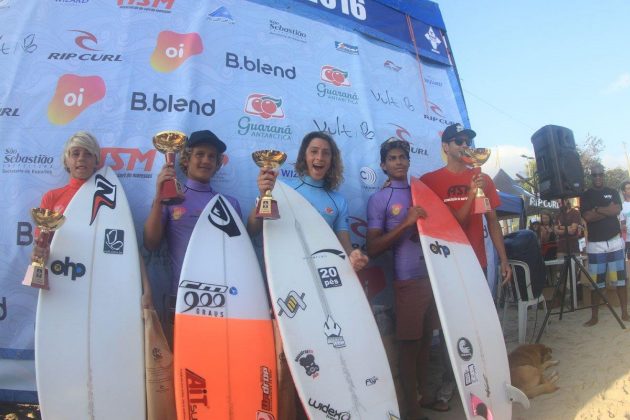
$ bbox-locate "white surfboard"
[174,194,277,419]
[411,178,528,419]
[35,167,145,419]
[264,180,400,420]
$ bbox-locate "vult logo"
[47,74,106,125]
[429,240,450,258]
[150,31,203,73]
[51,257,86,280]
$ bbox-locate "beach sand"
[423,289,630,420]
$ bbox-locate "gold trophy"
[23,208,65,290]
[462,148,492,214]
[252,150,287,219]
[153,130,188,204]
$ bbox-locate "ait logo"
[277,290,306,318]
[47,74,106,125]
[103,229,124,254]
[150,31,203,73]
[323,315,346,348]
[384,60,401,72]
[208,196,241,237]
[183,369,208,416]
[69,29,100,51]
[90,174,116,225]
[244,94,284,119]
[424,26,442,52]
[207,6,235,23]
[320,65,350,87]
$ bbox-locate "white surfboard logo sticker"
[90,174,116,225]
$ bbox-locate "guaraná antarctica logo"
[47,74,106,125]
[150,31,203,72]
[317,65,358,104]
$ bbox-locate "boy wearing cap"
[580,163,629,326]
[420,123,511,283]
[144,130,242,337]
[366,138,438,419]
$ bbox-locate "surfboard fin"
[506,383,530,409]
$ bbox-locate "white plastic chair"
[501,259,548,343]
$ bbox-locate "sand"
[424,293,630,420]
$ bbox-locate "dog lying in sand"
[508,343,559,399]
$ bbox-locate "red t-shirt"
[36,177,87,239]
[420,166,501,268]
[40,177,86,214]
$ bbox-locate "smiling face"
[304,137,332,181]
[65,146,97,180]
[381,147,410,181]
[183,144,220,183]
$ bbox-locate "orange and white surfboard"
[174,195,277,420]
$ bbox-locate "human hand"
[257,168,277,197]
[471,173,486,191]
[403,205,427,228]
[349,249,369,272]
[155,163,177,197]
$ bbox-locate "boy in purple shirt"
[143,130,241,339]
[366,138,438,420]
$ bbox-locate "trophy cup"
[23,208,65,290]
[462,148,492,214]
[153,130,188,205]
[252,150,287,219]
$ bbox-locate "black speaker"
[531,125,584,200]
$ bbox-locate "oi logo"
[150,31,203,73]
[47,74,106,125]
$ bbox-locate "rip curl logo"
[103,229,124,254]
[47,74,106,125]
[320,65,350,87]
[150,31,203,73]
[90,174,116,225]
[70,29,99,51]
[244,93,284,120]
[429,101,444,117]
[208,196,241,237]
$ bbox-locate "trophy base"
[160,179,185,205]
[474,196,491,214]
[255,198,280,220]
[23,265,49,290]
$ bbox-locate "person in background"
[539,211,557,260]
[618,181,630,258]
[580,163,629,326]
[32,131,101,261]
[366,138,438,419]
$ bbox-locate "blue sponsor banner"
[252,0,451,65]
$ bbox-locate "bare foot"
[583,318,598,327]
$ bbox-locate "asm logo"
[101,148,156,172]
